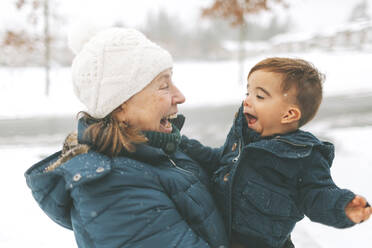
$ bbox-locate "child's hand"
[345,195,372,223]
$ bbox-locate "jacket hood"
[25,151,72,229]
[25,148,112,230]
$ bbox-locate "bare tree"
[43,0,50,96]
[202,0,288,83]
[202,0,288,26]
[8,0,58,96]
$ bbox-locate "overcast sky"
[0,0,371,34]
[60,0,372,31]
[59,0,212,27]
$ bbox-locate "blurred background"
[1,0,372,247]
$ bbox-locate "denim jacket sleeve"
[297,150,356,228]
[179,135,223,175]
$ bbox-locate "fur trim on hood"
[44,133,90,172]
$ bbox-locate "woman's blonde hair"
[79,110,147,157]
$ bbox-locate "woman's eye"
[256,95,264,99]
[160,83,169,89]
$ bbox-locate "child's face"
[244,70,298,136]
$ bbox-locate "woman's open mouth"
[160,113,177,133]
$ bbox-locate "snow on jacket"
[25,119,228,248]
[180,105,355,248]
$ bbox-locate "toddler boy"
[180,57,372,248]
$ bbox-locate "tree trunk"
[238,23,246,84]
[44,0,50,96]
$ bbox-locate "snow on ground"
[0,145,76,248]
[1,51,372,119]
[1,126,371,248]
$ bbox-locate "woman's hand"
[345,195,372,223]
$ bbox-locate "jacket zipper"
[227,139,242,238]
[232,140,242,163]
[167,156,192,174]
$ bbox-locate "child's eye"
[245,92,249,96]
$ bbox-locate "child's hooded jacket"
[181,104,355,248]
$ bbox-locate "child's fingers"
[345,197,371,223]
[366,210,372,220]
[351,195,367,207]
[367,207,372,216]
[363,207,372,217]
[359,207,372,223]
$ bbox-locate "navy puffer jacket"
[181,105,355,248]
[25,119,228,248]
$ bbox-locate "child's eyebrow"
[257,87,271,96]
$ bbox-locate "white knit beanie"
[68,26,173,118]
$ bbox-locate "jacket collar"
[232,103,334,163]
[77,117,93,146]
[232,103,261,144]
[77,117,170,163]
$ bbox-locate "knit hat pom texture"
[68,23,103,55]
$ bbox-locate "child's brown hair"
[248,57,325,127]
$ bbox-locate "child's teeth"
[168,114,177,119]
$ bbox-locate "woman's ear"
[281,106,301,124]
[112,103,126,122]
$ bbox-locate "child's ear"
[281,106,301,124]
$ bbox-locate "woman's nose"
[172,85,186,105]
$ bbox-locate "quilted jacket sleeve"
[297,150,356,228]
[180,135,223,175]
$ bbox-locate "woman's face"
[114,68,185,133]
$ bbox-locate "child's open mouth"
[160,113,177,132]
[244,113,257,126]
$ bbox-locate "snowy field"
[1,51,372,119]
[1,51,372,247]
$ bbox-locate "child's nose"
[243,95,251,107]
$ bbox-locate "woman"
[25,27,228,248]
